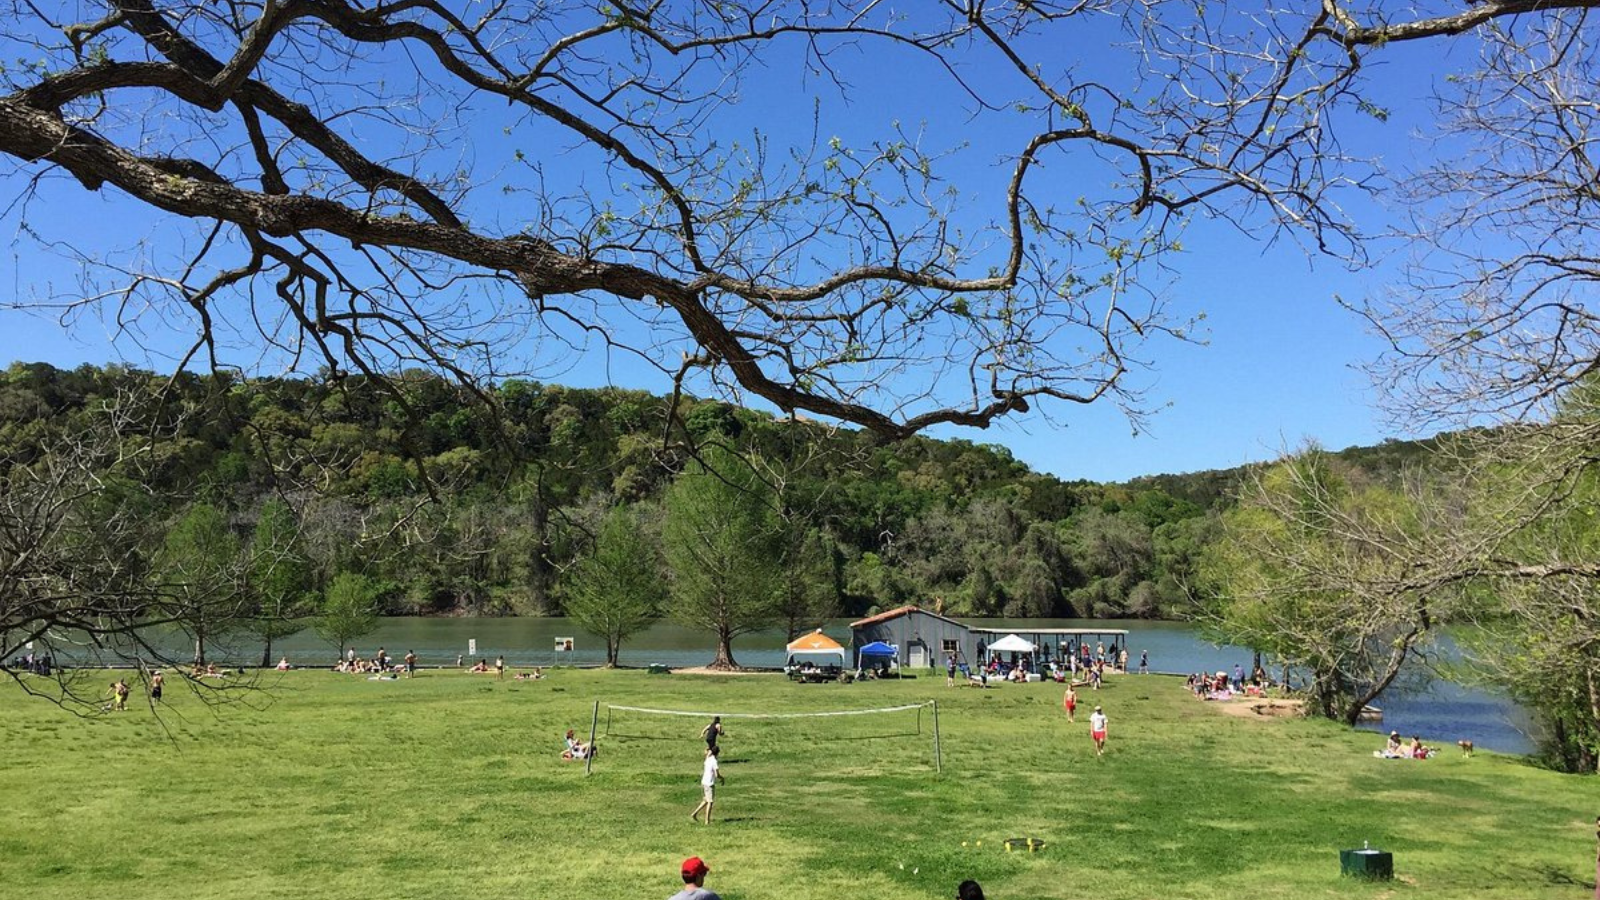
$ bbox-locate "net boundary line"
[604,702,930,720]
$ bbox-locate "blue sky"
[0,9,1466,484]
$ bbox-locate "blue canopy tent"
[857,640,899,678]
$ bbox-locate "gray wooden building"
[848,606,977,670]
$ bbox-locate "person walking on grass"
[495,655,506,680]
[669,856,720,900]
[690,746,725,824]
[149,670,164,703]
[1063,684,1078,723]
[1089,705,1108,758]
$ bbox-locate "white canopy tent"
[985,633,1038,654]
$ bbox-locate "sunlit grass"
[0,668,1590,899]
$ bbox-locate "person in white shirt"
[689,746,725,824]
[1089,706,1109,758]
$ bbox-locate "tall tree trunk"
[606,636,620,668]
[261,637,273,668]
[1342,632,1420,728]
[1587,667,1600,775]
[709,623,738,670]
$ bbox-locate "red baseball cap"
[682,857,710,879]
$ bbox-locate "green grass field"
[0,668,1591,900]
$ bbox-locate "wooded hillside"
[2,362,1422,620]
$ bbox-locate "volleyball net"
[591,700,943,773]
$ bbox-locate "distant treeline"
[0,361,1436,620]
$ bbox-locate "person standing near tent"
[690,746,725,824]
[1089,705,1108,758]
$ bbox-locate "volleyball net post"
[584,699,599,777]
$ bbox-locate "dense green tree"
[778,527,841,640]
[245,499,314,666]
[0,362,1242,622]
[159,502,245,667]
[1202,451,1444,725]
[316,573,381,660]
[564,505,666,666]
[662,449,785,669]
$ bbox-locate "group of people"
[1185,664,1269,700]
[10,652,54,675]
[690,718,725,824]
[665,856,985,900]
[1060,685,1111,757]
[334,646,418,677]
[104,670,163,710]
[1376,731,1434,759]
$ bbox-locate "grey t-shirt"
[668,888,721,900]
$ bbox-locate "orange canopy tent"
[785,629,847,668]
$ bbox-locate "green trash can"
[1339,849,1393,880]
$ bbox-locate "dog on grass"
[1456,739,1474,757]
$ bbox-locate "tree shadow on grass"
[1532,865,1590,889]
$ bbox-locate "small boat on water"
[1357,705,1383,722]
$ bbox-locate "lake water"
[172,615,1536,756]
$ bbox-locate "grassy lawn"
[0,668,1591,900]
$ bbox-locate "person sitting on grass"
[1409,736,1432,759]
[562,729,590,760]
[467,659,489,673]
[1376,731,1406,758]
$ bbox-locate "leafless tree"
[1353,10,1600,429]
[4,0,1590,438]
[0,401,265,712]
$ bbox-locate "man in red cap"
[668,856,720,900]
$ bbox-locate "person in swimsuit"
[1063,685,1077,723]
[149,670,163,702]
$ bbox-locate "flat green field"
[0,668,1591,899]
